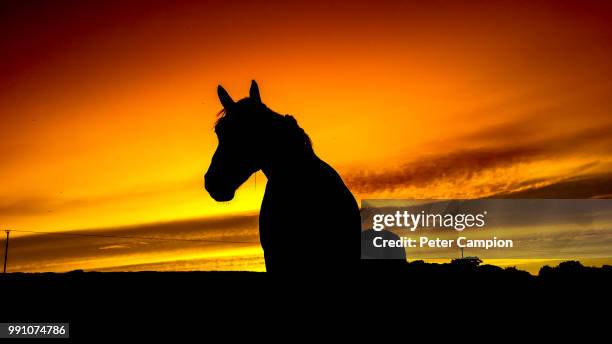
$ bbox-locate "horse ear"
[250,80,261,103]
[217,85,234,109]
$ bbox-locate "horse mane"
[215,102,314,154]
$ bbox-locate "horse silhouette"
[204,80,360,272]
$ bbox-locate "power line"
[9,229,259,245]
[3,230,9,273]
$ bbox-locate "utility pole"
[3,230,9,273]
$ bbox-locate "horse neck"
[260,136,316,183]
[255,111,315,182]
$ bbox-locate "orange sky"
[1,0,611,272]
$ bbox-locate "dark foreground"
[0,260,609,339]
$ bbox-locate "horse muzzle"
[204,174,236,202]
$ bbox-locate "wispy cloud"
[8,214,261,272]
[345,122,612,196]
[493,173,612,199]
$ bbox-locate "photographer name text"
[373,236,514,250]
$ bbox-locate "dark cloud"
[493,173,612,199]
[8,214,260,271]
[346,146,542,193]
[345,123,612,194]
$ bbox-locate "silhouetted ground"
[0,260,609,339]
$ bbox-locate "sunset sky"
[1,0,611,272]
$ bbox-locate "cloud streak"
[7,214,261,272]
[493,173,612,199]
[345,122,612,196]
